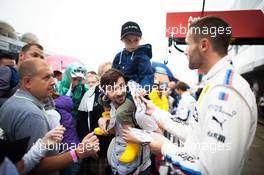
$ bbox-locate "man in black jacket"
[77,85,114,175]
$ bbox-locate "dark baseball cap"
[121,21,142,39]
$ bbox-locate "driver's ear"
[199,38,209,52]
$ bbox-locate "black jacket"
[77,85,113,158]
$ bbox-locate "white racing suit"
[152,56,257,175]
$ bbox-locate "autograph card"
[127,80,146,113]
[128,127,153,143]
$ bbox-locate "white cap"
[71,71,84,78]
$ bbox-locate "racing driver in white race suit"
[141,16,257,175]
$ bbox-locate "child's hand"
[41,125,66,147]
[122,128,140,143]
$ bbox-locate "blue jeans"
[60,162,81,175]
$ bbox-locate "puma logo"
[212,116,227,130]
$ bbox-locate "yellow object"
[149,89,169,111]
[94,111,111,135]
[102,111,110,118]
[94,127,104,135]
[119,142,139,163]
